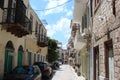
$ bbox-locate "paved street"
[51,64,85,80]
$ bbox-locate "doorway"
[17,46,23,66]
[94,46,99,80]
[105,39,114,80]
[4,41,14,75]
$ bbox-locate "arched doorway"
[17,45,23,66]
[4,41,14,75]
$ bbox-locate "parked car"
[33,62,53,79]
[51,61,60,70]
[3,65,42,80]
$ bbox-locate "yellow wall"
[0,0,48,79]
[0,30,25,79]
[79,45,88,80]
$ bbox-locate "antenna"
[41,19,48,25]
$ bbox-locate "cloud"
[65,34,70,39]
[66,10,73,16]
[62,42,68,49]
[44,0,68,15]
[46,17,71,38]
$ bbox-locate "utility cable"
[34,0,72,11]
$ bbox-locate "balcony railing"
[0,0,32,37]
[37,34,48,47]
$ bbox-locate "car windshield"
[12,66,34,74]
[39,63,48,67]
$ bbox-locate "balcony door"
[94,46,99,80]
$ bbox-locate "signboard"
[8,52,14,56]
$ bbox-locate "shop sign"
[8,52,14,56]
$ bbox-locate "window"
[94,46,99,80]
[30,15,33,28]
[29,15,33,33]
[0,0,4,8]
[34,54,36,62]
[37,54,39,62]
[104,39,114,80]
[41,29,43,35]
[38,24,41,34]
[112,0,116,16]
[82,14,87,33]
[35,21,38,36]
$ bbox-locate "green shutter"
[18,50,23,66]
[4,49,13,75]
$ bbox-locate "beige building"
[70,0,89,79]
[92,0,120,80]
[0,0,48,79]
[67,36,75,66]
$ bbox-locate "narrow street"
[52,65,85,80]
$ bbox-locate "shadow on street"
[42,70,56,80]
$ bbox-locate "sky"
[30,0,74,49]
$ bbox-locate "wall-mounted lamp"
[98,16,106,21]
[96,15,111,40]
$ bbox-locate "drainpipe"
[88,0,94,80]
[23,36,27,65]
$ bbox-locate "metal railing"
[1,8,32,33]
[37,34,48,46]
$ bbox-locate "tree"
[47,37,59,63]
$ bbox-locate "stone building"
[0,0,48,79]
[92,0,120,80]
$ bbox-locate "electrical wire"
[34,0,72,11]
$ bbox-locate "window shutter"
[0,0,4,8]
[35,22,38,36]
[84,14,87,28]
[82,16,84,33]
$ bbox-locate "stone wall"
[92,0,120,79]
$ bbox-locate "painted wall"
[0,0,48,79]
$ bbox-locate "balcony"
[71,23,80,37]
[37,34,48,47]
[72,23,78,31]
[0,0,32,37]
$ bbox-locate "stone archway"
[17,45,23,66]
[4,41,14,75]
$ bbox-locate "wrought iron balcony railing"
[37,34,48,47]
[0,0,32,37]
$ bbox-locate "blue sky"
[30,0,74,49]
